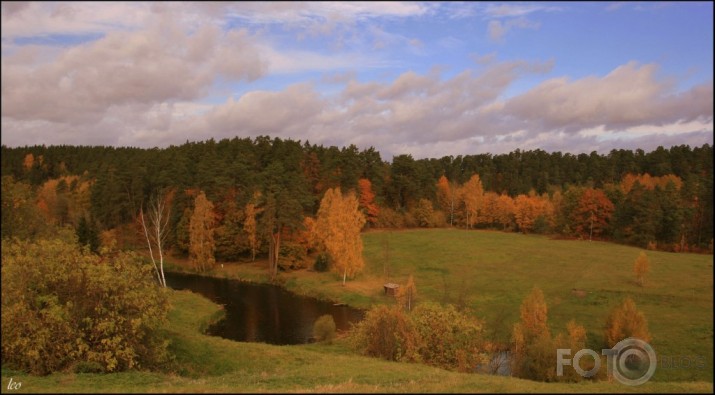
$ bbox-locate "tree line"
[2,138,712,266]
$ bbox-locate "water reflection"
[165,272,364,345]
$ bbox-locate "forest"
[2,137,713,267]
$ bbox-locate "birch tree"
[316,187,366,285]
[139,190,172,287]
[460,174,484,229]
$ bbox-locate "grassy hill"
[2,289,711,393]
[4,228,711,392]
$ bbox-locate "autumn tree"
[512,287,554,381]
[358,178,379,227]
[514,194,539,233]
[139,190,173,287]
[1,176,51,240]
[633,251,650,286]
[495,194,515,230]
[518,287,549,339]
[189,191,216,272]
[316,187,366,285]
[459,174,484,229]
[604,298,652,348]
[553,320,589,382]
[436,175,457,226]
[571,188,615,240]
[413,198,435,227]
[397,274,417,311]
[480,192,500,227]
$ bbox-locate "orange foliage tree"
[358,178,379,227]
[604,298,651,348]
[36,175,92,226]
[436,175,457,226]
[570,188,614,240]
[633,251,650,286]
[189,191,216,272]
[495,194,515,230]
[459,174,484,229]
[316,187,367,285]
[511,287,553,380]
[514,194,540,233]
[621,173,683,194]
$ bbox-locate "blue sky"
[1,1,712,160]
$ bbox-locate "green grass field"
[2,289,711,393]
[361,229,713,383]
[2,228,712,392]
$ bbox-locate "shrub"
[313,252,330,272]
[1,238,170,375]
[376,207,404,228]
[278,241,308,270]
[350,305,421,362]
[412,199,435,228]
[411,302,485,372]
[313,315,336,343]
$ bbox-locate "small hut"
[383,282,400,296]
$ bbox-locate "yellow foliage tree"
[436,175,457,226]
[633,251,650,286]
[604,297,652,348]
[519,287,550,339]
[459,174,484,229]
[511,287,554,381]
[397,275,417,311]
[189,191,216,272]
[316,187,366,285]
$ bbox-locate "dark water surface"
[165,271,364,345]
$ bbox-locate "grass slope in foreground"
[2,290,712,393]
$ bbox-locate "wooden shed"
[383,282,400,296]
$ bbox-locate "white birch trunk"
[140,209,162,286]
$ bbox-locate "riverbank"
[163,228,713,383]
[163,252,383,310]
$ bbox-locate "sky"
[1,1,713,160]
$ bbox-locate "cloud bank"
[2,2,712,159]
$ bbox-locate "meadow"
[2,289,711,393]
[4,228,711,393]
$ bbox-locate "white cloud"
[488,17,541,42]
[504,61,713,132]
[1,4,711,160]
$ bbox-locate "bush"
[411,302,485,372]
[1,238,170,375]
[313,252,330,272]
[350,305,421,362]
[278,241,308,270]
[313,315,336,343]
[411,199,435,227]
[375,207,405,228]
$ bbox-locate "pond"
[165,271,365,345]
